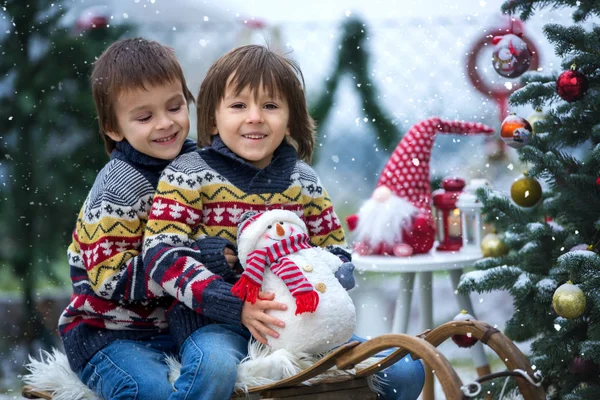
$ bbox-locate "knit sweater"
[58,139,196,373]
[143,136,350,345]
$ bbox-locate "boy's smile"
[107,80,190,160]
[212,76,290,169]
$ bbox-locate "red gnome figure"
[346,118,494,256]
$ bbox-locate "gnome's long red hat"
[376,117,495,214]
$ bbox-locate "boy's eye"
[264,103,278,110]
[169,104,182,112]
[136,114,151,122]
[231,103,245,109]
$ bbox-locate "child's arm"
[69,190,166,303]
[143,162,244,325]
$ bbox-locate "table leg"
[419,271,435,400]
[391,272,415,334]
[448,269,491,375]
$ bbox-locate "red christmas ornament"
[596,177,600,186]
[556,65,588,102]
[569,357,600,376]
[492,33,532,78]
[75,6,109,33]
[451,310,479,348]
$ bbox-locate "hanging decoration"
[500,113,534,149]
[451,310,479,348]
[556,65,588,102]
[466,18,540,121]
[75,6,109,32]
[527,107,547,135]
[510,175,542,207]
[481,233,509,257]
[492,33,532,78]
[552,281,586,319]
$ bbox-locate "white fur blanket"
[23,341,381,399]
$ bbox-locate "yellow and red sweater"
[142,136,350,345]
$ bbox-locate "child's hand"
[224,247,238,268]
[241,291,287,345]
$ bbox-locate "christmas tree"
[458,1,600,398]
[0,1,131,347]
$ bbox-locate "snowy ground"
[0,271,529,399]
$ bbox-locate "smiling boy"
[57,38,196,399]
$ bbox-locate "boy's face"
[106,80,190,160]
[212,77,290,169]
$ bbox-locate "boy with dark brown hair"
[58,37,197,399]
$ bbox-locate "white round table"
[352,249,489,400]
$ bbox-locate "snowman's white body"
[261,247,356,354]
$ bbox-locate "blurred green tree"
[0,0,131,348]
[310,17,403,163]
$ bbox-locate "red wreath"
[466,19,540,121]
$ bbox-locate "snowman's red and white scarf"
[231,233,319,315]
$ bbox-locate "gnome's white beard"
[353,194,418,247]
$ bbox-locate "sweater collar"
[111,139,196,170]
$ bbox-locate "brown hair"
[91,37,194,154]
[196,45,315,162]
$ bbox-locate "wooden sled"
[22,320,545,400]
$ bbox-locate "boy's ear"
[105,130,124,142]
[210,120,219,135]
[286,126,291,136]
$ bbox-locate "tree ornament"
[556,65,588,102]
[451,310,479,348]
[480,233,509,257]
[501,113,533,149]
[569,357,600,376]
[75,6,109,32]
[526,107,546,135]
[552,281,586,319]
[511,175,542,207]
[492,33,532,78]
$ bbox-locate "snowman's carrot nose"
[276,223,285,236]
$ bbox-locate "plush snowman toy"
[232,209,356,354]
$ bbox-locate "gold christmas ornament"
[527,107,547,135]
[480,233,509,257]
[553,281,586,319]
[511,176,542,207]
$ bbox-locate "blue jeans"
[172,324,250,400]
[351,335,425,400]
[78,324,249,400]
[78,334,176,400]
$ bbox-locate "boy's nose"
[156,113,174,130]
[246,106,264,124]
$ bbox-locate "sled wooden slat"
[233,376,375,399]
[22,385,53,400]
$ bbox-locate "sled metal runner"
[22,320,545,400]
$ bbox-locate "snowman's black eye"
[279,221,284,225]
[267,225,272,229]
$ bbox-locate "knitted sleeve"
[143,156,243,325]
[69,188,164,303]
[299,163,350,254]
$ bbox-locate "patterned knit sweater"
[143,136,350,341]
[58,139,196,372]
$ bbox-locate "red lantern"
[433,177,465,251]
